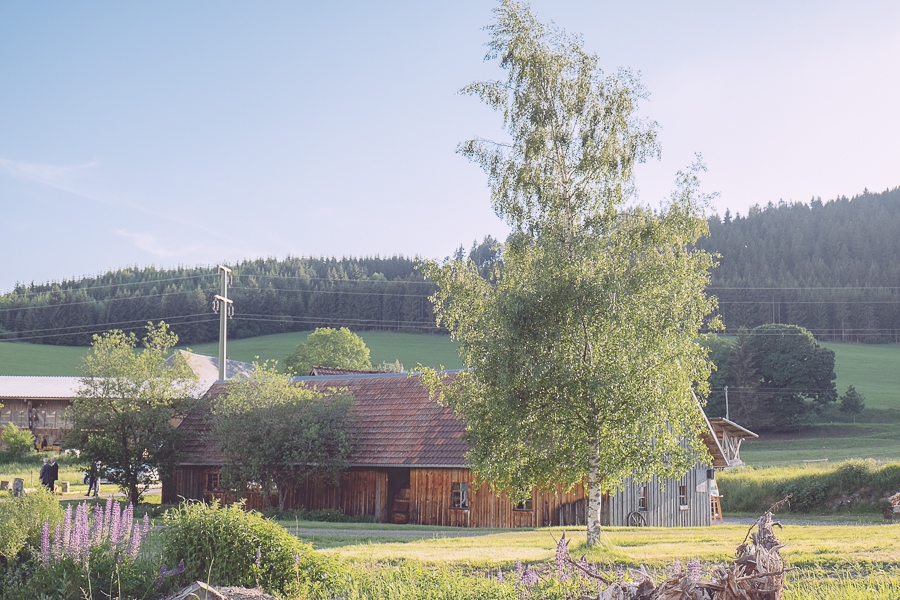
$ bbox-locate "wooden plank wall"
[605,465,712,527]
[408,468,587,528]
[170,465,715,529]
[166,467,389,519]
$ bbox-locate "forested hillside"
[0,257,437,346]
[2,186,899,346]
[701,186,900,342]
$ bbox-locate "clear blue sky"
[2,1,898,293]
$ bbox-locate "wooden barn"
[0,376,80,449]
[0,352,253,451]
[166,372,756,528]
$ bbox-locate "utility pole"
[724,386,729,421]
[213,265,233,381]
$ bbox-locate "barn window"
[206,472,220,491]
[638,486,648,511]
[451,482,469,509]
[514,491,533,511]
[678,485,688,509]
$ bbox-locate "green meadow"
[1,334,898,466]
[0,330,462,376]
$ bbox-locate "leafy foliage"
[1,424,34,458]
[284,326,372,375]
[421,0,718,545]
[160,500,340,598]
[839,384,865,418]
[0,487,62,563]
[67,322,201,504]
[210,363,354,510]
[703,324,837,431]
[718,459,900,514]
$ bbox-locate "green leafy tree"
[744,324,837,431]
[1,423,35,458]
[284,327,372,375]
[420,1,718,546]
[67,322,200,504]
[839,384,865,422]
[210,363,354,511]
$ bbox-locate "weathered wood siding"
[166,465,712,528]
[605,465,712,527]
[408,467,587,528]
[167,465,588,528]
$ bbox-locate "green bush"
[719,460,900,514]
[7,548,162,600]
[0,424,34,459]
[262,507,377,523]
[0,487,62,563]
[160,500,342,598]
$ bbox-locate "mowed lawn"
[740,341,900,465]
[186,330,462,371]
[0,330,461,376]
[281,520,900,570]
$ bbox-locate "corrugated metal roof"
[0,376,82,398]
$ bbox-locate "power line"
[0,316,221,343]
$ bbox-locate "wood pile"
[574,498,794,600]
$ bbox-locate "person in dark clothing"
[39,458,53,491]
[49,457,59,493]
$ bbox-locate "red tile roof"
[178,373,468,468]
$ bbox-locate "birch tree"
[420,0,719,545]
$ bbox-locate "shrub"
[1,424,34,459]
[160,500,341,598]
[0,487,62,563]
[262,507,377,523]
[0,500,159,600]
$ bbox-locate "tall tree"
[744,324,837,431]
[283,327,372,375]
[68,322,200,504]
[421,0,718,546]
[210,363,354,511]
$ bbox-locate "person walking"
[85,461,101,497]
[39,458,53,491]
[49,456,59,493]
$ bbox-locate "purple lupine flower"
[670,558,682,577]
[110,504,121,551]
[122,503,134,542]
[129,524,142,560]
[142,513,151,536]
[520,567,539,586]
[157,559,186,587]
[496,567,504,583]
[255,545,262,569]
[687,558,702,582]
[41,522,50,566]
[104,498,115,540]
[53,523,62,562]
[616,567,625,585]
[555,533,570,583]
[92,503,104,546]
[72,503,86,563]
[78,502,93,563]
[62,505,73,555]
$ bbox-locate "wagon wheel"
[626,511,647,527]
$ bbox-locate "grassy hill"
[0,331,462,376]
[2,333,897,467]
[738,341,900,466]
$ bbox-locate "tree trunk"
[586,442,603,546]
